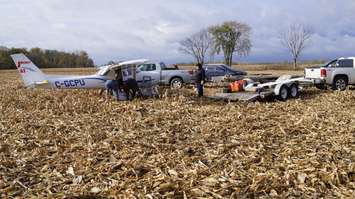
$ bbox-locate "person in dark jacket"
[105,69,122,100]
[122,78,142,100]
[195,63,205,97]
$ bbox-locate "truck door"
[136,63,160,86]
[338,59,355,84]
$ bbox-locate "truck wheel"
[332,76,348,91]
[170,77,183,89]
[289,84,300,98]
[315,84,327,90]
[277,85,289,101]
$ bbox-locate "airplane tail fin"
[10,53,46,87]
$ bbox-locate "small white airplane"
[10,53,153,89]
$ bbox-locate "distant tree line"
[0,46,94,69]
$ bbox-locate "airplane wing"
[110,59,149,70]
[97,59,149,76]
[95,63,117,71]
[118,59,149,66]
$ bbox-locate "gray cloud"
[1,0,355,64]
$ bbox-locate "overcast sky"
[1,0,355,64]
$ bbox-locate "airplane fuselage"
[10,53,157,91]
[46,75,108,89]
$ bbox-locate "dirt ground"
[0,69,354,198]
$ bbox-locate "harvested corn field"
[0,69,354,198]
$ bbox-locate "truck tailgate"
[304,67,321,79]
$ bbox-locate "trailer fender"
[274,83,285,96]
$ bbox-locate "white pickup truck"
[305,57,355,90]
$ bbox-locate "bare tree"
[209,21,251,66]
[179,29,214,65]
[280,24,312,70]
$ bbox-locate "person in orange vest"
[230,80,246,92]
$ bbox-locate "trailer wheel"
[277,85,289,101]
[289,84,300,98]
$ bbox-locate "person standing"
[105,69,122,100]
[115,69,123,92]
[195,63,206,97]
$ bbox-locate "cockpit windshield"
[97,65,110,76]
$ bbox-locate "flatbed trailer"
[210,75,317,102]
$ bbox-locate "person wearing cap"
[195,63,206,97]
